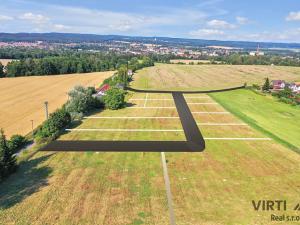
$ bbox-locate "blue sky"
[1,0,300,42]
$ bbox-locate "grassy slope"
[210,89,300,152]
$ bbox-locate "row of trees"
[0,47,62,59]
[0,49,155,77]
[211,54,300,67]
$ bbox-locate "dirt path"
[161,152,176,225]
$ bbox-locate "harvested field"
[1,92,300,224]
[131,63,300,91]
[0,72,113,137]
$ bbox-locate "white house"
[289,82,300,93]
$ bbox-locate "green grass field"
[210,89,300,151]
[1,92,300,224]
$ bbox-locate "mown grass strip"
[210,93,300,153]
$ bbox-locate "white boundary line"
[65,129,272,140]
[161,152,176,225]
[131,98,173,101]
[131,106,176,109]
[129,107,227,110]
[130,98,211,101]
[66,128,183,132]
[188,103,217,105]
[192,112,230,114]
[204,137,272,140]
[85,116,180,119]
[197,123,248,126]
[184,96,210,99]
[144,93,149,108]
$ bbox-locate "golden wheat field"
[131,63,300,91]
[0,72,113,137]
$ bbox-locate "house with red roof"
[95,84,110,97]
[271,80,286,90]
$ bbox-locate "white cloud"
[207,19,236,29]
[190,28,224,37]
[286,11,300,21]
[236,16,250,25]
[19,5,208,35]
[0,15,14,21]
[52,24,71,31]
[19,12,49,24]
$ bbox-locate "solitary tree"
[0,129,17,181]
[262,78,271,92]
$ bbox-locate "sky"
[1,0,300,43]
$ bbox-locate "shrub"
[103,88,126,110]
[36,107,71,139]
[252,84,260,90]
[0,129,17,182]
[66,86,102,113]
[70,112,84,121]
[8,135,27,154]
[279,97,294,105]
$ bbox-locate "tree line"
[209,54,300,67]
[0,51,155,77]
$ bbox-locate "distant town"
[1,33,300,60]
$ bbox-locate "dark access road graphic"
[41,92,205,152]
[41,85,245,152]
[125,85,245,94]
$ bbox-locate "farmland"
[1,64,300,224]
[131,63,300,91]
[1,91,300,224]
[0,72,113,137]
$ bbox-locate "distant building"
[271,80,286,90]
[249,44,264,56]
[289,82,300,93]
[94,84,110,97]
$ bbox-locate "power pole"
[44,101,49,120]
